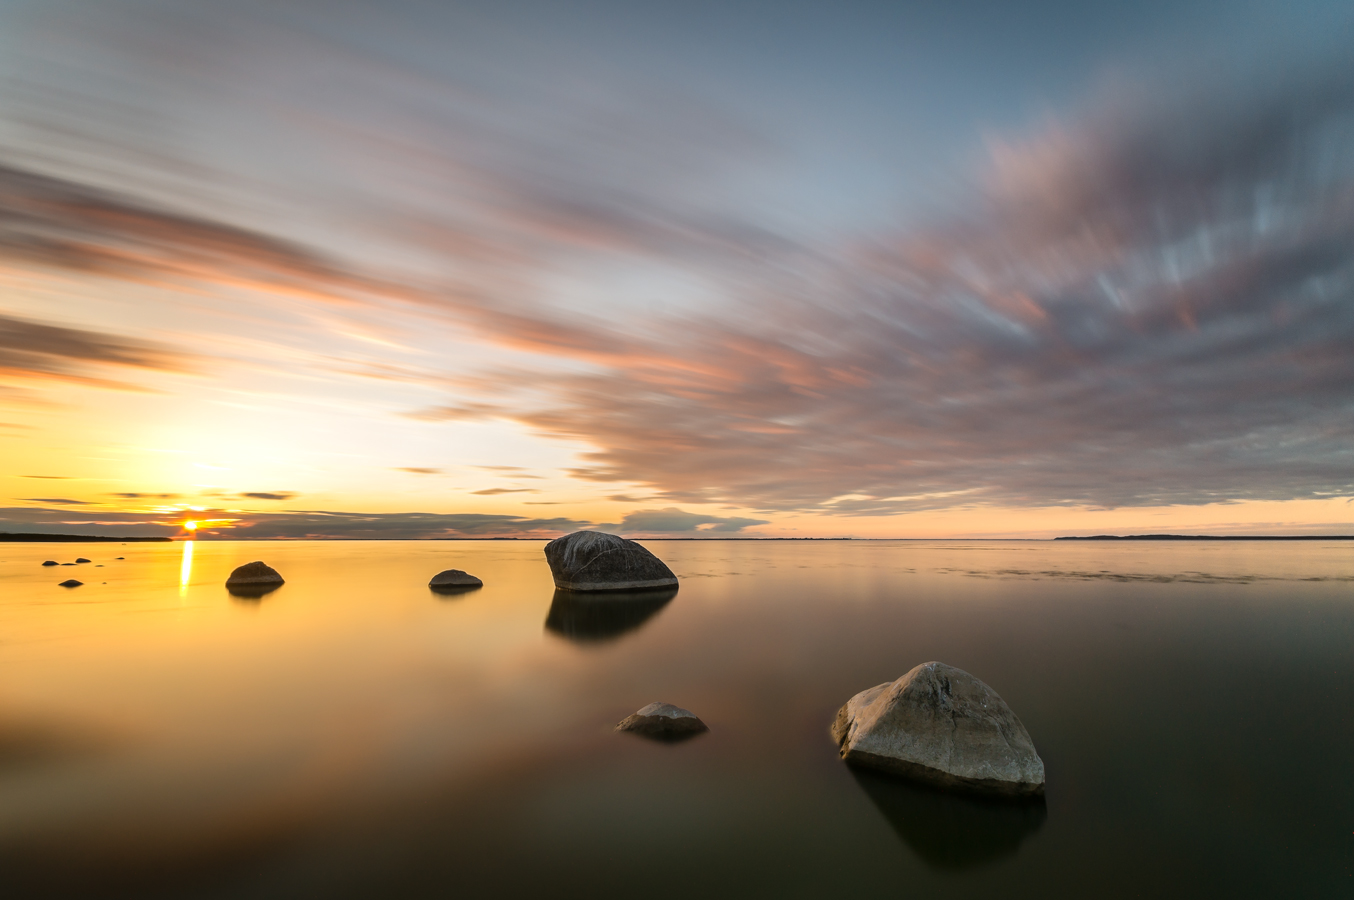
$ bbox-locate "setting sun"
[183,520,198,531]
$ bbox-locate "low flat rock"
[58,579,83,587]
[225,561,285,587]
[41,560,58,566]
[75,558,91,563]
[616,702,709,740]
[544,531,678,592]
[832,661,1044,797]
[429,569,483,590]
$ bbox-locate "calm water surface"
[0,539,1351,897]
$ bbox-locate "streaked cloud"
[618,507,768,534]
[0,504,590,539]
[438,56,1354,513]
[0,505,179,537]
[0,312,189,390]
[239,492,297,501]
[205,510,590,540]
[393,467,442,475]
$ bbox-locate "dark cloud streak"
[0,505,590,539]
[618,507,768,534]
[0,311,187,389]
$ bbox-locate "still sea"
[0,539,1351,898]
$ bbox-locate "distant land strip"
[1055,534,1354,541]
[0,533,172,542]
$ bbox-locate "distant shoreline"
[0,533,172,542]
[1054,534,1354,541]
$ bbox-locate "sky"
[1,0,1352,539]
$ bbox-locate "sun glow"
[183,520,198,531]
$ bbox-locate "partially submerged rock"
[225,561,284,596]
[429,569,483,592]
[41,560,57,567]
[544,531,678,592]
[75,558,91,564]
[832,662,1044,797]
[58,579,83,587]
[616,702,709,741]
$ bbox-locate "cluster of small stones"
[49,555,109,587]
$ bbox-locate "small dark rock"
[616,702,709,741]
[60,562,76,566]
[41,560,58,567]
[115,557,125,560]
[226,561,284,587]
[75,558,91,564]
[58,579,83,587]
[429,569,483,592]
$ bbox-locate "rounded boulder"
[429,569,483,591]
[832,661,1044,797]
[544,531,678,592]
[226,561,285,587]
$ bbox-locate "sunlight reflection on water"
[177,539,194,595]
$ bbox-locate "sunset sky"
[2,0,1352,539]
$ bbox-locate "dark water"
[0,539,1351,898]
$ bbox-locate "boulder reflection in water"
[227,583,282,601]
[429,583,482,598]
[850,768,1047,870]
[543,586,677,643]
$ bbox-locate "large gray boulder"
[544,531,678,592]
[832,662,1044,797]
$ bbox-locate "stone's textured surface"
[616,702,709,740]
[225,561,285,587]
[41,560,57,566]
[58,579,83,587]
[429,569,483,590]
[75,558,91,563]
[544,531,678,592]
[832,661,1045,797]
